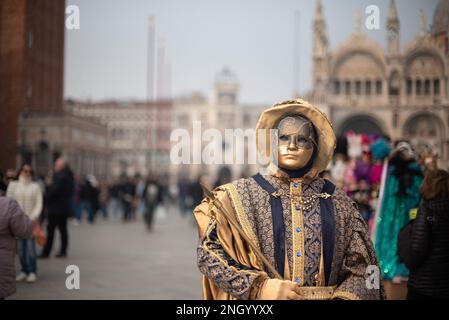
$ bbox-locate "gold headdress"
[255,98,336,182]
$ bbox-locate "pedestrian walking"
[143,175,162,232]
[39,157,74,258]
[108,181,121,221]
[121,176,135,222]
[6,164,43,283]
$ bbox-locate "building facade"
[68,100,172,179]
[18,112,110,180]
[309,0,449,169]
[18,112,110,181]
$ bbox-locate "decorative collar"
[267,163,316,185]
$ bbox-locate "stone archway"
[338,114,385,136]
[403,113,445,157]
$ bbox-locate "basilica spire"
[314,0,324,22]
[313,0,328,58]
[312,0,329,102]
[355,8,362,34]
[419,9,427,36]
[387,0,400,55]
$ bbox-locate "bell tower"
[213,66,239,106]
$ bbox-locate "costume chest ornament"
[301,192,332,211]
[270,188,332,212]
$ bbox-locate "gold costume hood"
[255,98,336,182]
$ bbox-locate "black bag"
[397,205,433,270]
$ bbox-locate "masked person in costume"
[374,141,423,283]
[194,99,385,300]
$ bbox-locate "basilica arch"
[402,112,446,157]
[331,49,386,79]
[337,114,385,136]
[404,48,445,77]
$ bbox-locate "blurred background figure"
[177,174,191,217]
[351,179,372,223]
[407,169,449,300]
[121,176,136,222]
[418,148,439,172]
[108,180,122,222]
[6,164,43,283]
[79,176,93,224]
[330,154,347,190]
[71,175,82,226]
[0,197,33,300]
[190,174,211,214]
[98,181,109,220]
[79,174,99,224]
[135,174,146,219]
[87,175,100,222]
[158,173,170,209]
[143,174,162,232]
[351,152,374,223]
[213,166,232,189]
[39,157,75,258]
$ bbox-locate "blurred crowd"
[321,133,448,299]
[0,156,174,298]
[0,155,239,297]
[322,132,439,232]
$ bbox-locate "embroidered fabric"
[197,220,265,300]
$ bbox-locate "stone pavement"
[10,206,202,299]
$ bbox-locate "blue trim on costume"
[252,173,285,278]
[320,179,336,285]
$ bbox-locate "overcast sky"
[64,0,438,105]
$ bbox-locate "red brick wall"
[0,0,65,170]
[25,0,65,114]
[0,0,27,171]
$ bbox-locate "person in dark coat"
[143,175,162,231]
[120,176,136,222]
[177,175,190,216]
[407,169,449,300]
[108,182,121,221]
[0,197,33,299]
[40,157,74,258]
[79,175,99,224]
[190,174,210,210]
[213,166,232,189]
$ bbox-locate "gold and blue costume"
[194,99,385,300]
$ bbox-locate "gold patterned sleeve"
[197,219,267,300]
[332,196,386,300]
[194,188,268,300]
